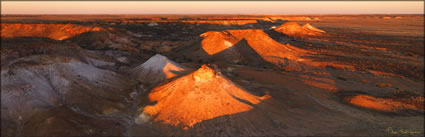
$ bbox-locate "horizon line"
[2,13,424,15]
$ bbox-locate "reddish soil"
[1,15,423,136]
[143,65,270,128]
[1,24,104,40]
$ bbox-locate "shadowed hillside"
[1,15,424,136]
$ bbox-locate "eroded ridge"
[273,22,326,38]
[141,64,270,128]
[1,24,104,40]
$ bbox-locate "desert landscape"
[1,14,424,136]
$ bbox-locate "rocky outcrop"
[273,22,325,38]
[1,24,104,40]
[140,64,270,128]
[130,54,188,84]
[187,29,314,67]
[1,55,134,127]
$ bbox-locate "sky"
[1,1,424,14]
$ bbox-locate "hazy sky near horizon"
[1,1,424,14]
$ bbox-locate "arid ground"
[1,14,424,136]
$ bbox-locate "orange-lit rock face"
[200,31,238,55]
[1,24,104,40]
[200,29,314,62]
[303,23,326,33]
[348,95,424,112]
[274,22,304,37]
[142,65,270,128]
[199,28,356,71]
[162,62,186,79]
[274,22,325,38]
[192,65,216,82]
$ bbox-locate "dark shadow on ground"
[210,38,274,68]
[1,37,90,66]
